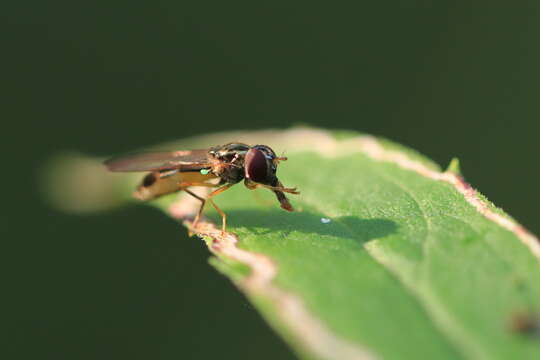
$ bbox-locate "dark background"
[5,2,540,359]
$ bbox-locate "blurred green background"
[5,2,540,359]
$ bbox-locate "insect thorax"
[208,143,250,184]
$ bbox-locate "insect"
[104,143,299,232]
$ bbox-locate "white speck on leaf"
[320,218,331,224]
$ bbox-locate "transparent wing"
[104,149,210,172]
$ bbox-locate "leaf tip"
[40,152,134,213]
[445,157,462,175]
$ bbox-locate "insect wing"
[104,149,210,172]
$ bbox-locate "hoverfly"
[104,143,299,232]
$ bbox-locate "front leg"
[244,179,298,211]
[244,179,299,194]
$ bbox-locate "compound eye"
[253,145,276,158]
[245,148,269,183]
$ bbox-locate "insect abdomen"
[133,172,182,200]
[133,171,217,200]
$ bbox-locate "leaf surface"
[51,128,540,360]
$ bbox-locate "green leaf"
[47,128,540,360]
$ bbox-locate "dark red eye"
[245,148,268,183]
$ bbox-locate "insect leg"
[256,183,300,194]
[183,189,207,232]
[244,179,297,211]
[178,181,221,233]
[206,184,235,233]
[182,183,234,233]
